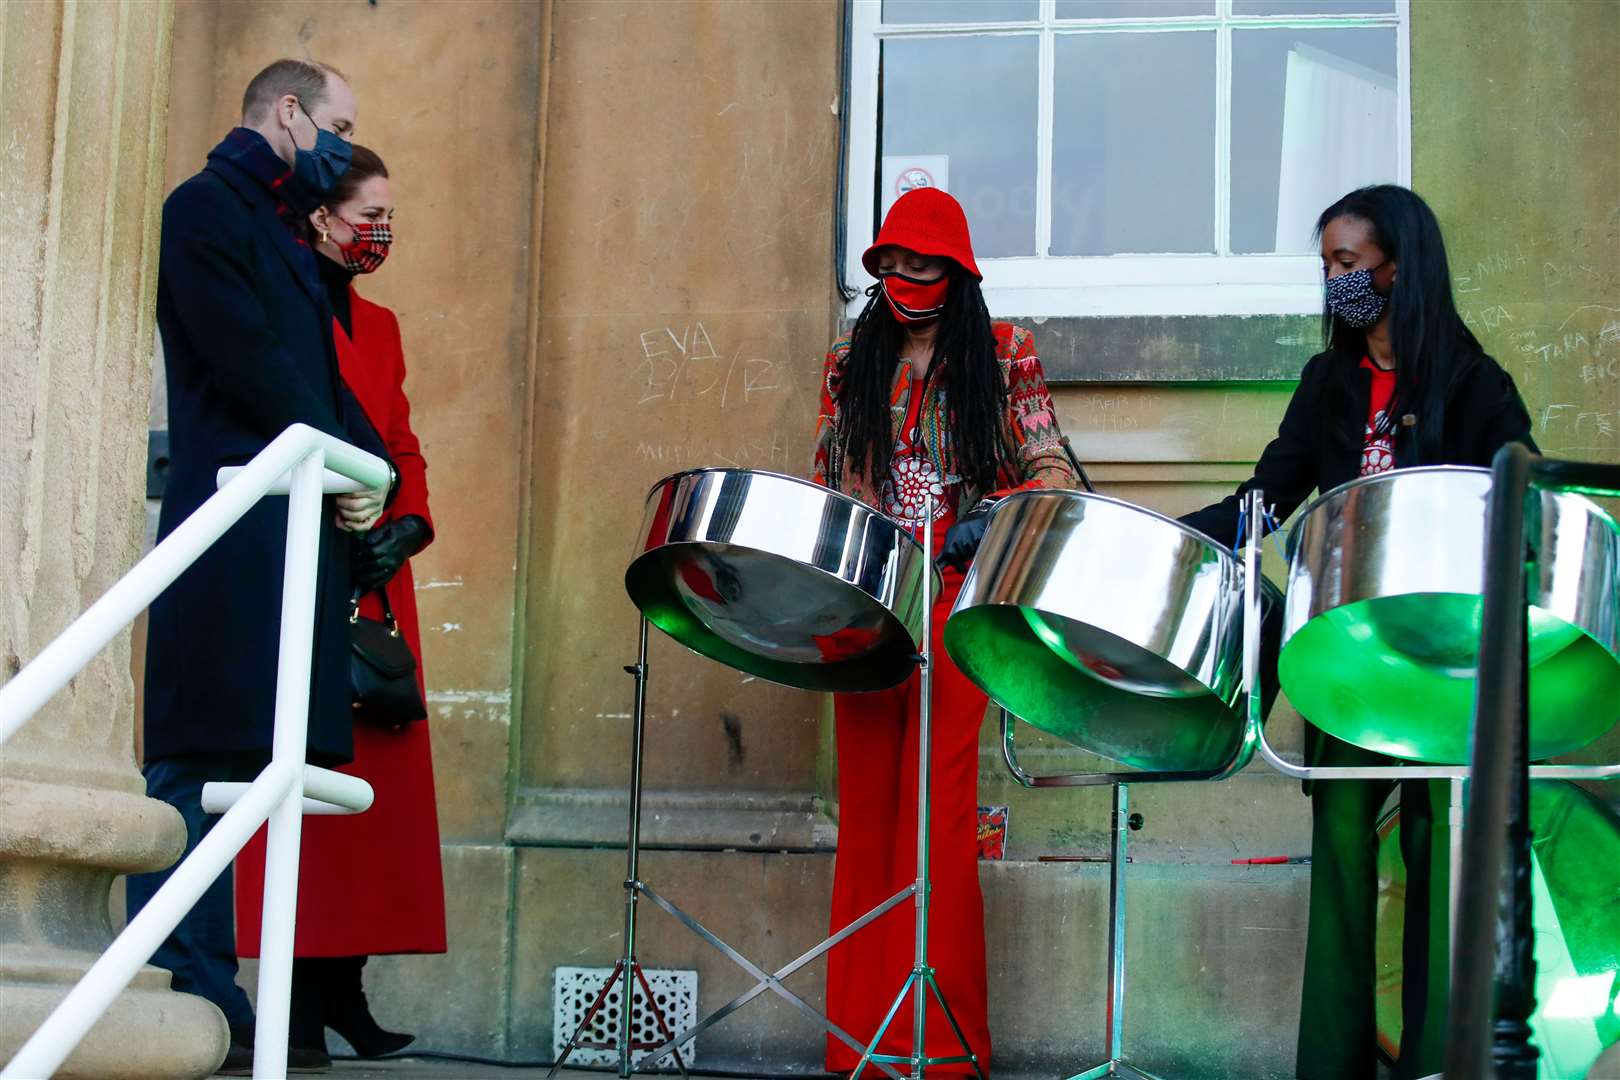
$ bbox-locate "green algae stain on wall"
[1412,0,1620,464]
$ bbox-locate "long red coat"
[236,288,447,958]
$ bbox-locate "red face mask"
[336,219,392,274]
[880,271,950,323]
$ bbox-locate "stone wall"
[1,2,226,1076]
[135,1,1620,1076]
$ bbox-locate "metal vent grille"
[552,965,698,1068]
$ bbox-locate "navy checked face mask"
[1325,265,1389,328]
[291,99,352,199]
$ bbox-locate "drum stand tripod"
[553,496,982,1080]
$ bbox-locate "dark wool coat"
[145,130,391,765]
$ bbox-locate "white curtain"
[1274,42,1398,253]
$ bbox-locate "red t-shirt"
[881,373,959,547]
[1360,357,1397,476]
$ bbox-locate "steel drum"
[1281,466,1620,763]
[943,489,1280,773]
[626,468,935,692]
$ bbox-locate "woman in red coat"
[812,188,1078,1077]
[235,145,445,1067]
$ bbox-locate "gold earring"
[318,226,330,244]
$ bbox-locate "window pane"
[1055,0,1215,18]
[1230,28,1398,254]
[1232,0,1396,15]
[880,35,1040,257]
[1051,31,1216,255]
[882,0,1039,24]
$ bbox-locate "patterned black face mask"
[1325,266,1389,328]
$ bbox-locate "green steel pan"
[1376,780,1620,1077]
[1281,466,1620,763]
[943,489,1281,773]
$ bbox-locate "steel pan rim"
[992,486,1250,562]
[642,466,892,526]
[1284,464,1491,557]
[641,467,940,588]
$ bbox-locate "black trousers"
[1296,735,1451,1080]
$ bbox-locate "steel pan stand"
[994,492,1282,1079]
[551,634,914,1079]
[847,496,987,1080]
[1000,712,1250,1080]
[549,619,691,1080]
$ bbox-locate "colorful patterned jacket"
[811,321,1079,512]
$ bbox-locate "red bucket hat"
[862,187,982,281]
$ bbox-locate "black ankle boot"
[321,955,414,1058]
[290,958,333,1067]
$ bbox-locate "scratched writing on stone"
[635,428,797,472]
[636,321,784,407]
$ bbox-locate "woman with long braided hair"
[813,188,1078,1077]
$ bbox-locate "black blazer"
[1182,347,1535,780]
[145,137,391,764]
[1182,348,1536,549]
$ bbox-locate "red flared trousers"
[824,567,992,1077]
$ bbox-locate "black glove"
[939,509,991,572]
[351,515,430,594]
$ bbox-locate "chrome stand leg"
[1065,783,1163,1080]
[550,620,689,1080]
[554,618,902,1079]
[1448,775,1465,953]
[849,497,984,1080]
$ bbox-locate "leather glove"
[351,515,430,594]
[938,509,991,573]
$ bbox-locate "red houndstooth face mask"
[337,219,392,274]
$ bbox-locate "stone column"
[0,2,226,1077]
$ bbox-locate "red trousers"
[824,569,992,1077]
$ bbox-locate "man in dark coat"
[126,58,393,1072]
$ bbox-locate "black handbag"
[349,588,427,728]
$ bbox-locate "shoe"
[217,1041,330,1075]
[216,1041,254,1076]
[287,1043,332,1073]
[320,956,414,1059]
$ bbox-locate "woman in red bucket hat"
[812,187,1080,1077]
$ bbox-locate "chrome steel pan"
[626,468,934,692]
[943,489,1280,773]
[1281,465,1620,763]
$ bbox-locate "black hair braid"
[834,273,1015,494]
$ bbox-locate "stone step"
[351,849,1311,1080]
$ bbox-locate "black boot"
[320,955,414,1058]
[289,959,334,1072]
[218,1013,330,1076]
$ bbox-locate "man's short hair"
[241,59,347,124]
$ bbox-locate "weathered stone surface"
[507,786,833,851]
[1,978,225,1080]
[0,0,226,1075]
[500,848,1308,1079]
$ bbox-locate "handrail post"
[1445,442,1537,1079]
[252,448,327,1079]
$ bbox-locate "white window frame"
[843,0,1411,318]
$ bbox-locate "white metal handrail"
[0,423,389,1080]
